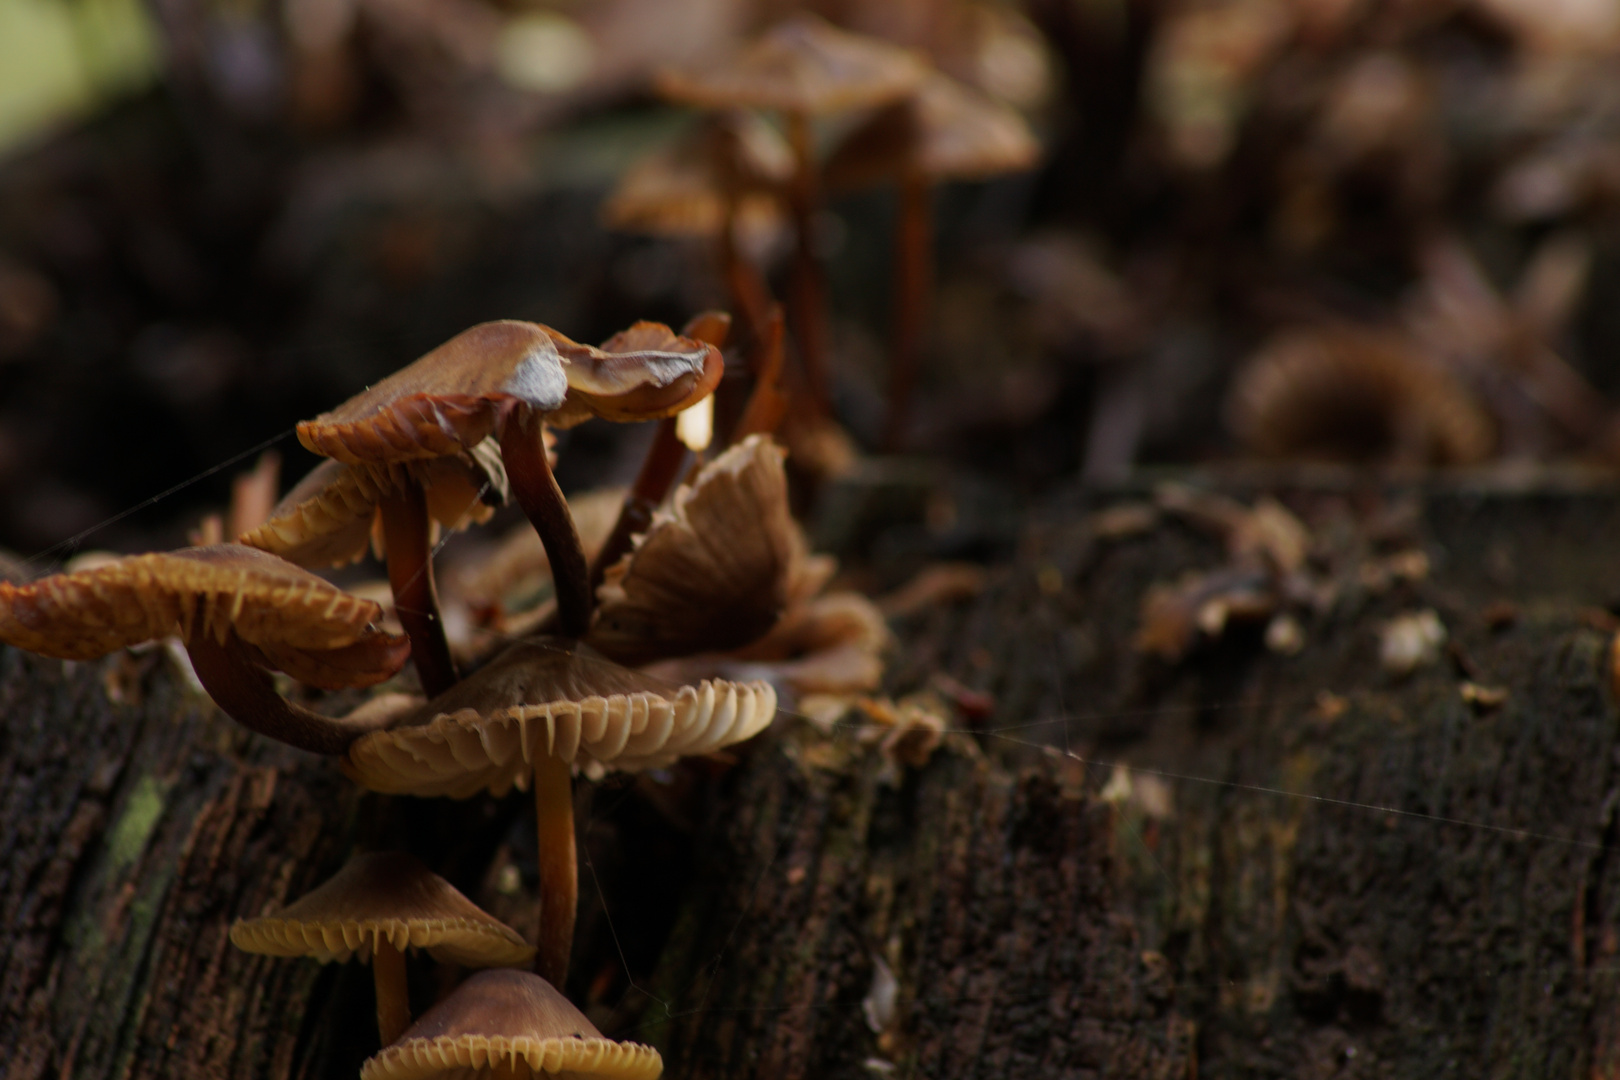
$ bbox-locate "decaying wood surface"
[5,474,1620,1078]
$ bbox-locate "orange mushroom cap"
[296,321,722,467]
[0,544,408,689]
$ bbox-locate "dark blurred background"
[2,0,1619,559]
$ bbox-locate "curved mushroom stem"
[785,108,829,418]
[884,169,931,453]
[184,633,399,755]
[378,480,458,698]
[372,938,411,1045]
[532,752,577,989]
[499,409,592,639]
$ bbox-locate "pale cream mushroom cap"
[343,638,776,798]
[360,969,662,1080]
[230,851,534,967]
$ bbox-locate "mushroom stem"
[729,305,788,444]
[884,169,931,452]
[378,480,458,698]
[184,632,397,755]
[589,417,687,598]
[785,108,829,418]
[532,751,577,989]
[372,937,411,1046]
[499,409,592,639]
[717,192,773,348]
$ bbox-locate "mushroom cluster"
[631,13,1040,451]
[0,311,829,1075]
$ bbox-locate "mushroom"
[0,544,409,753]
[359,968,662,1079]
[1226,326,1495,465]
[230,851,534,1045]
[296,320,722,641]
[824,72,1040,449]
[240,441,510,696]
[601,114,792,343]
[343,637,776,988]
[657,14,928,414]
[587,311,732,602]
[587,434,803,666]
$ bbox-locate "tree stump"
[5,473,1620,1078]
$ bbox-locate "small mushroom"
[230,851,534,1045]
[657,14,928,414]
[0,544,409,753]
[587,312,733,603]
[359,968,662,1079]
[1226,326,1494,466]
[824,72,1040,448]
[344,637,776,989]
[297,320,722,640]
[240,442,510,696]
[602,115,791,342]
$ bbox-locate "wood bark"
[5,475,1620,1077]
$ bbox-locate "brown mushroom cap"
[0,543,407,689]
[296,321,722,466]
[360,969,662,1080]
[655,13,928,115]
[343,637,776,797]
[586,435,801,666]
[241,441,511,569]
[1226,327,1495,465]
[823,72,1041,190]
[560,322,724,426]
[231,851,534,967]
[602,112,793,240]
